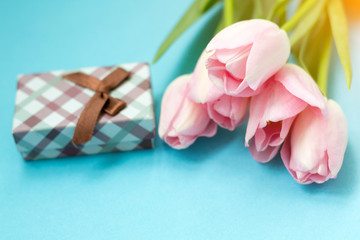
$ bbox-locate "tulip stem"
[281,0,318,32]
[224,0,234,27]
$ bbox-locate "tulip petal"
[275,64,327,112]
[207,95,248,130]
[206,57,229,91]
[246,81,306,145]
[173,97,211,136]
[164,135,196,149]
[202,120,218,137]
[317,152,330,177]
[281,137,313,184]
[223,72,243,96]
[249,140,280,163]
[289,107,326,173]
[279,117,295,139]
[164,120,217,150]
[158,75,190,138]
[230,96,249,122]
[245,28,290,90]
[325,100,348,177]
[224,45,252,79]
[265,121,284,147]
[188,51,224,104]
[245,95,268,146]
[261,81,308,123]
[253,120,286,152]
[280,135,295,177]
[254,128,267,151]
[206,19,280,52]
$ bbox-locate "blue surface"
[0,0,359,239]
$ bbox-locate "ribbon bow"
[62,68,130,144]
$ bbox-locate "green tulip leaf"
[327,0,352,89]
[215,0,254,34]
[276,5,287,26]
[267,0,291,21]
[293,12,331,88]
[317,29,332,96]
[233,0,254,22]
[224,0,234,26]
[153,0,220,63]
[281,0,318,32]
[215,15,225,33]
[290,0,326,47]
[252,0,264,18]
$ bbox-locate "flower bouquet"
[154,0,353,184]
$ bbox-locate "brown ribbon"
[62,68,130,144]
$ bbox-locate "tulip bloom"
[188,51,249,131]
[281,100,348,184]
[245,64,326,163]
[206,19,290,97]
[158,74,217,149]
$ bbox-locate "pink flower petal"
[224,45,252,79]
[245,81,306,145]
[275,64,327,112]
[188,51,224,104]
[158,75,190,138]
[260,81,308,124]
[289,107,326,173]
[325,100,348,177]
[202,120,218,137]
[206,19,280,51]
[249,140,280,163]
[164,135,196,149]
[245,28,290,90]
[207,95,248,130]
[279,117,295,139]
[172,97,212,136]
[245,95,268,146]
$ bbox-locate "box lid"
[12,63,155,154]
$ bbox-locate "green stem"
[224,0,234,26]
[281,0,318,32]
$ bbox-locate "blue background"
[1,0,359,239]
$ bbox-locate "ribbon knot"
[96,84,112,94]
[62,68,130,144]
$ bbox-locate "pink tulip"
[245,64,326,163]
[158,74,217,149]
[206,19,290,97]
[188,51,249,131]
[281,100,348,184]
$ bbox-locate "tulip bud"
[188,51,249,131]
[158,74,217,149]
[206,19,290,97]
[245,64,326,163]
[281,100,348,184]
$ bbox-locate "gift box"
[12,63,155,160]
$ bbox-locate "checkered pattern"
[12,63,155,160]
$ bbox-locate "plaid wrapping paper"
[12,63,155,160]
